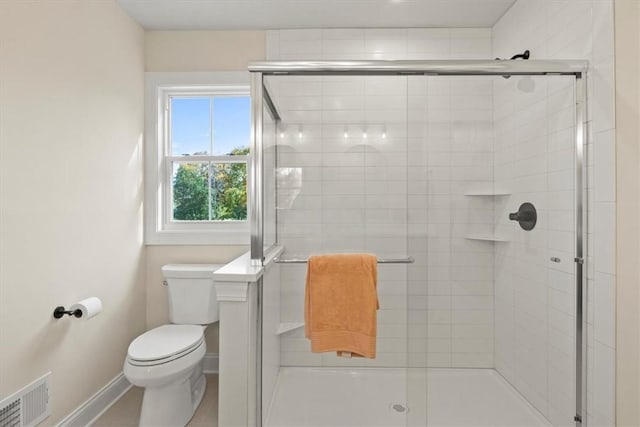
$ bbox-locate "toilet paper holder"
[52,297,102,320]
[53,306,82,319]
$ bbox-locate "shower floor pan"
[265,367,551,427]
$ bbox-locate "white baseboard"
[57,354,218,426]
[56,373,131,427]
[203,353,219,373]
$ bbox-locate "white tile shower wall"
[274,75,412,368]
[268,29,495,369]
[407,76,495,369]
[266,28,492,61]
[493,1,616,426]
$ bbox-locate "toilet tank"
[162,264,224,325]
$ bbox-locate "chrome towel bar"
[274,256,414,264]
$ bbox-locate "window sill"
[145,229,250,246]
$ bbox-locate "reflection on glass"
[276,168,302,210]
[263,104,278,250]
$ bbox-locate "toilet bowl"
[123,264,222,427]
[124,325,207,426]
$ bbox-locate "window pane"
[210,162,247,220]
[171,97,211,156]
[172,162,209,221]
[212,97,250,155]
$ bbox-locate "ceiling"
[116,0,516,30]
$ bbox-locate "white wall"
[143,30,265,353]
[493,1,616,426]
[145,30,265,72]
[0,1,145,423]
[614,0,640,425]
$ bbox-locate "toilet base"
[138,362,206,427]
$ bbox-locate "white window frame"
[145,72,251,245]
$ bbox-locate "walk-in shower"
[249,60,588,427]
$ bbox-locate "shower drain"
[390,403,408,413]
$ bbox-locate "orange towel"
[304,253,379,359]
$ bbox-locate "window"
[168,95,250,222]
[145,73,251,244]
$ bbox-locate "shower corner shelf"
[463,191,511,196]
[277,322,305,335]
[465,235,509,242]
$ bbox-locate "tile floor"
[265,368,552,427]
[92,374,218,427]
[93,369,551,427]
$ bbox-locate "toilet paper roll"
[70,297,102,320]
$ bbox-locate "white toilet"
[124,264,222,427]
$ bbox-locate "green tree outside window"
[172,147,249,221]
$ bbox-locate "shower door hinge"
[574,414,582,423]
[574,257,584,265]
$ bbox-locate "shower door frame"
[249,60,588,427]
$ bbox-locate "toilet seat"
[127,324,205,367]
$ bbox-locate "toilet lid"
[128,325,204,362]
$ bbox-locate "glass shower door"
[493,74,579,426]
[405,73,581,427]
[262,74,414,427]
[258,69,583,427]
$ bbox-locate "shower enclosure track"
[274,256,415,264]
[250,59,588,427]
